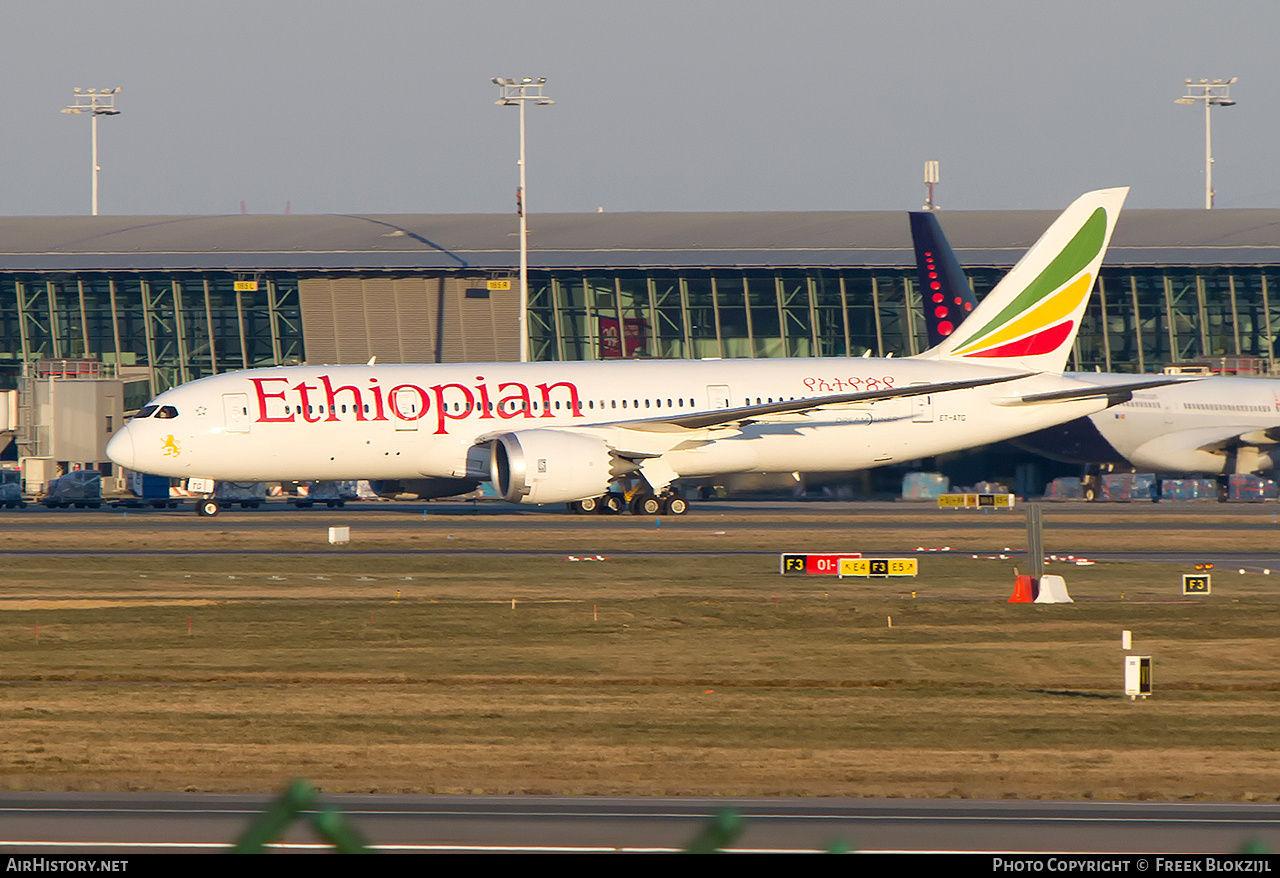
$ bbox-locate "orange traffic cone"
[1009,574,1035,603]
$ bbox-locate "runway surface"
[1,499,1277,569]
[2,794,1278,853]
[4,496,1280,525]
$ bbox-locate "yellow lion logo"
[161,435,181,458]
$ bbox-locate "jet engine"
[490,429,619,505]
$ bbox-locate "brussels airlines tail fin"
[914,187,1128,374]
[910,210,979,348]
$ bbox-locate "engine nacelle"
[490,429,616,505]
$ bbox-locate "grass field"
[1,505,1278,799]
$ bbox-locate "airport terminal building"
[3,207,1280,411]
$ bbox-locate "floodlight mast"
[61,87,122,216]
[492,77,554,362]
[1175,78,1237,209]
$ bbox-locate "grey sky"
[1,1,1275,217]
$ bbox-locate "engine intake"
[490,429,617,505]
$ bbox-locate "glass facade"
[0,272,303,398]
[530,266,1280,373]
[2,264,1277,408]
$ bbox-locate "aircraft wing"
[991,376,1199,407]
[603,373,1032,432]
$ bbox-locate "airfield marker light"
[492,76,555,362]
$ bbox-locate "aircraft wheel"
[631,494,661,516]
[571,496,599,514]
[599,493,624,515]
[1217,482,1230,503]
[1082,485,1097,502]
[663,496,689,516]
[197,499,221,517]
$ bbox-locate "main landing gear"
[568,491,688,516]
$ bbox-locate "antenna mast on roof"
[923,161,940,211]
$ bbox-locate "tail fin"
[915,187,1128,373]
[909,211,979,348]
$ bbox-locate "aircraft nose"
[106,427,135,470]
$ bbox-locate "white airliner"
[108,187,1175,516]
[909,207,1280,493]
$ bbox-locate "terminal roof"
[1,209,1278,272]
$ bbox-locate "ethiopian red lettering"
[367,378,387,421]
[250,377,294,423]
[497,381,532,420]
[319,375,367,422]
[474,377,494,420]
[538,381,582,418]
[432,383,474,435]
[388,384,429,421]
[292,382,321,423]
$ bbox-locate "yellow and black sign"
[1182,573,1211,595]
[233,280,259,292]
[938,493,1015,509]
[487,279,512,291]
[839,557,918,578]
[781,554,807,574]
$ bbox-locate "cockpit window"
[134,405,159,419]
[154,405,179,419]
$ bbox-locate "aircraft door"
[389,386,422,431]
[706,385,731,410]
[223,393,251,433]
[910,383,933,423]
